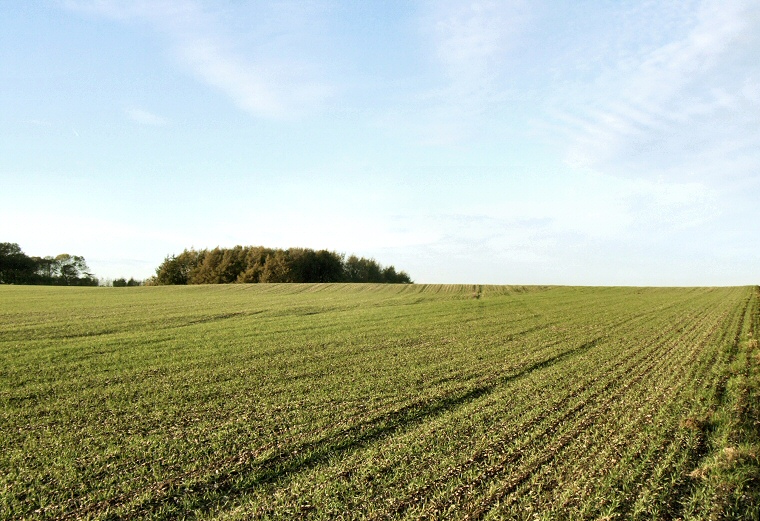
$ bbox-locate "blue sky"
[2,0,759,285]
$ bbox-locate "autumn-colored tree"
[260,250,292,282]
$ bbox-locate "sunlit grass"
[1,284,758,519]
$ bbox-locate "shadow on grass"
[83,337,602,519]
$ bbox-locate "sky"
[1,0,759,285]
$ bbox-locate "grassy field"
[1,284,759,520]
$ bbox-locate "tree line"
[0,242,98,286]
[150,246,412,285]
[112,277,142,287]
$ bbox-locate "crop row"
[1,284,756,519]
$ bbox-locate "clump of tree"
[112,277,142,287]
[149,246,412,285]
[0,242,98,286]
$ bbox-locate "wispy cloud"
[377,170,722,284]
[415,0,529,144]
[375,169,717,267]
[430,0,524,84]
[22,118,53,127]
[65,0,334,119]
[540,0,760,183]
[125,107,168,126]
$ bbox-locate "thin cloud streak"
[387,172,717,257]
[125,108,168,126]
[541,0,760,184]
[22,1,756,284]
[65,0,334,119]
[414,0,529,144]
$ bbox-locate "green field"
[1,284,759,519]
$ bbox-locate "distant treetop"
[0,242,97,286]
[149,246,412,285]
